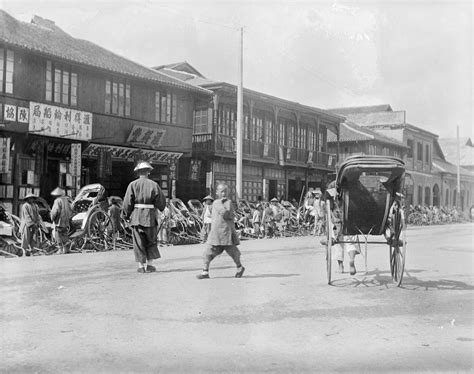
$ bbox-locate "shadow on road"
[213,273,300,279]
[330,267,474,291]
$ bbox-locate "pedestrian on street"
[200,195,213,242]
[50,187,73,254]
[19,193,42,256]
[252,203,263,238]
[157,198,171,245]
[196,183,245,279]
[122,161,166,273]
[107,196,121,249]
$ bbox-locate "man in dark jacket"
[50,187,73,254]
[122,161,166,273]
[196,183,245,279]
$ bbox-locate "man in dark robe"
[122,161,166,273]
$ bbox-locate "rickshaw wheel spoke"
[389,208,406,287]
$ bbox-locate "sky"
[2,0,473,139]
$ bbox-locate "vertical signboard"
[71,143,82,177]
[0,137,10,173]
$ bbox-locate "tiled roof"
[432,157,474,176]
[328,104,392,115]
[0,10,211,95]
[438,137,474,166]
[328,121,406,147]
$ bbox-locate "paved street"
[1,223,473,373]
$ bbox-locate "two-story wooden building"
[154,62,344,202]
[0,11,211,213]
[329,105,474,210]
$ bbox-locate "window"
[252,114,263,142]
[0,48,14,94]
[368,144,376,155]
[193,108,210,134]
[299,126,307,149]
[407,139,413,158]
[425,144,430,164]
[278,120,286,145]
[105,79,130,116]
[318,127,326,152]
[417,142,423,161]
[264,118,273,144]
[155,90,178,124]
[418,185,423,205]
[287,122,296,148]
[46,61,77,106]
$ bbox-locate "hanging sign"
[127,125,166,149]
[189,159,201,181]
[3,104,16,122]
[0,137,10,173]
[29,102,92,140]
[71,143,82,177]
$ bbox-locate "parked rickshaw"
[323,155,407,286]
[69,183,112,251]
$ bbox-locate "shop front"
[81,143,182,199]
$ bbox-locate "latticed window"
[0,48,14,94]
[46,60,77,106]
[105,79,130,116]
[193,108,210,134]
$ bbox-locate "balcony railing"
[192,133,336,168]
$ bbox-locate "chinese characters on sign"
[189,160,201,181]
[0,137,11,173]
[29,102,92,140]
[126,125,166,149]
[82,144,182,164]
[4,104,16,122]
[70,143,81,177]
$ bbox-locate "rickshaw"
[69,183,112,251]
[323,155,407,286]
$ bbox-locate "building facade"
[0,11,211,214]
[329,105,474,210]
[156,62,344,202]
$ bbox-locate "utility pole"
[456,126,461,208]
[236,27,243,201]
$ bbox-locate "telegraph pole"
[456,126,461,207]
[236,27,243,201]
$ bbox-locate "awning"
[82,143,182,163]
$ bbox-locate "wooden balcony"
[192,133,336,169]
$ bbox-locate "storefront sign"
[3,104,16,122]
[18,106,29,123]
[83,144,182,164]
[29,102,92,140]
[71,143,82,177]
[0,137,10,173]
[126,125,166,149]
[307,151,313,164]
[189,160,201,181]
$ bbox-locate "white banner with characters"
[29,102,92,141]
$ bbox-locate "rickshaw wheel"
[87,210,112,251]
[389,206,406,287]
[325,202,332,285]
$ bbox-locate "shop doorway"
[268,179,277,200]
[43,159,59,206]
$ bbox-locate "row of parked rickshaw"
[1,155,413,286]
[0,182,323,257]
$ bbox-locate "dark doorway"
[43,159,59,206]
[268,179,277,200]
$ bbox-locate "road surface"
[1,223,473,373]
